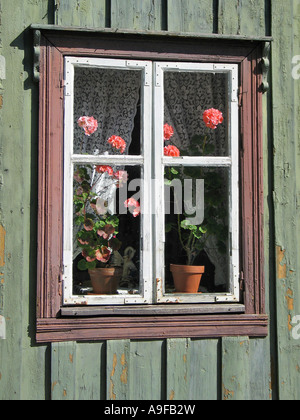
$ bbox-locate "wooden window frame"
[34,27,270,343]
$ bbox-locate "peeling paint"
[288,314,293,332]
[285,288,294,311]
[276,246,287,279]
[223,385,235,400]
[0,56,6,80]
[109,353,117,400]
[0,225,6,267]
[169,390,175,400]
[0,315,6,339]
[69,353,73,363]
[120,353,128,384]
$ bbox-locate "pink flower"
[164,124,174,141]
[84,218,94,231]
[82,250,96,263]
[203,108,224,130]
[113,170,128,187]
[124,197,141,217]
[97,224,115,240]
[74,169,84,184]
[77,116,98,136]
[95,165,114,176]
[95,246,112,263]
[164,145,180,157]
[108,135,127,154]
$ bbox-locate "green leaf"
[199,226,207,234]
[77,259,88,271]
[86,260,97,269]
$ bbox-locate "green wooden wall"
[0,0,299,400]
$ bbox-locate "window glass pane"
[73,67,142,155]
[164,166,230,294]
[164,72,229,157]
[73,164,141,296]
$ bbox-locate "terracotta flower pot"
[170,264,205,293]
[88,267,122,294]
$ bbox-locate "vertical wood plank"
[167,0,215,34]
[111,0,163,31]
[129,340,164,399]
[74,342,106,400]
[272,0,300,401]
[166,338,190,400]
[221,337,251,400]
[249,339,272,400]
[218,0,267,36]
[51,342,77,400]
[188,339,220,400]
[106,340,131,400]
[51,342,105,400]
[55,0,107,27]
[166,338,220,400]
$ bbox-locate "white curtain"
[73,67,141,155]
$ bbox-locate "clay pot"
[88,267,122,294]
[170,264,205,293]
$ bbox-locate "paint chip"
[0,315,6,339]
[276,246,287,279]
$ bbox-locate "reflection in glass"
[73,67,142,155]
[164,166,230,294]
[164,71,229,157]
[72,164,141,295]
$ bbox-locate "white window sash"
[153,62,240,304]
[63,57,153,305]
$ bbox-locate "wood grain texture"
[218,0,267,36]
[55,0,107,27]
[271,0,300,401]
[167,0,215,34]
[111,0,164,31]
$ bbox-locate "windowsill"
[36,310,268,343]
[60,303,245,317]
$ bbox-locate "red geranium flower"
[203,108,224,130]
[97,224,115,240]
[124,198,141,217]
[164,145,180,157]
[95,165,114,176]
[164,124,174,141]
[95,246,112,263]
[113,170,128,188]
[77,116,98,136]
[108,135,127,154]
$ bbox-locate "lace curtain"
[164,72,228,155]
[73,67,141,155]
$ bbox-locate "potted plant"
[74,116,140,294]
[164,108,226,293]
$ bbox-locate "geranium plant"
[74,116,140,272]
[164,108,227,266]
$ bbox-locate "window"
[34,27,269,342]
[63,57,239,306]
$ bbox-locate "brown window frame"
[34,26,270,343]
